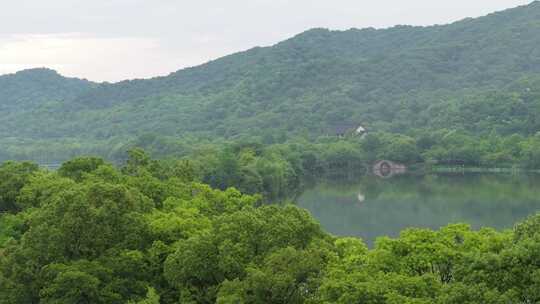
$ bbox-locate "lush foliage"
[1,155,540,303]
[2,3,540,302]
[2,2,540,164]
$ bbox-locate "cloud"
[0,33,229,82]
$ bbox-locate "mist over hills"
[2,1,540,162]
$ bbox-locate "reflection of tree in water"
[358,176,384,200]
[297,173,540,246]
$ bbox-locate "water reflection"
[297,173,540,246]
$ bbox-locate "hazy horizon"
[0,0,532,82]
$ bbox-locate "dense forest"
[1,154,540,303]
[2,3,540,303]
[2,2,540,166]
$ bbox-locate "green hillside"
[2,2,540,162]
[0,68,94,111]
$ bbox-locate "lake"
[297,173,540,245]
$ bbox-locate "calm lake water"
[297,173,540,245]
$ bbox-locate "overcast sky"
[0,0,532,82]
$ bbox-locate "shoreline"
[426,166,540,174]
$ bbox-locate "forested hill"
[0,68,94,110]
[2,1,540,161]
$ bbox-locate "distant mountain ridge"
[0,68,94,110]
[2,1,540,161]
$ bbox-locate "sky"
[0,0,533,82]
